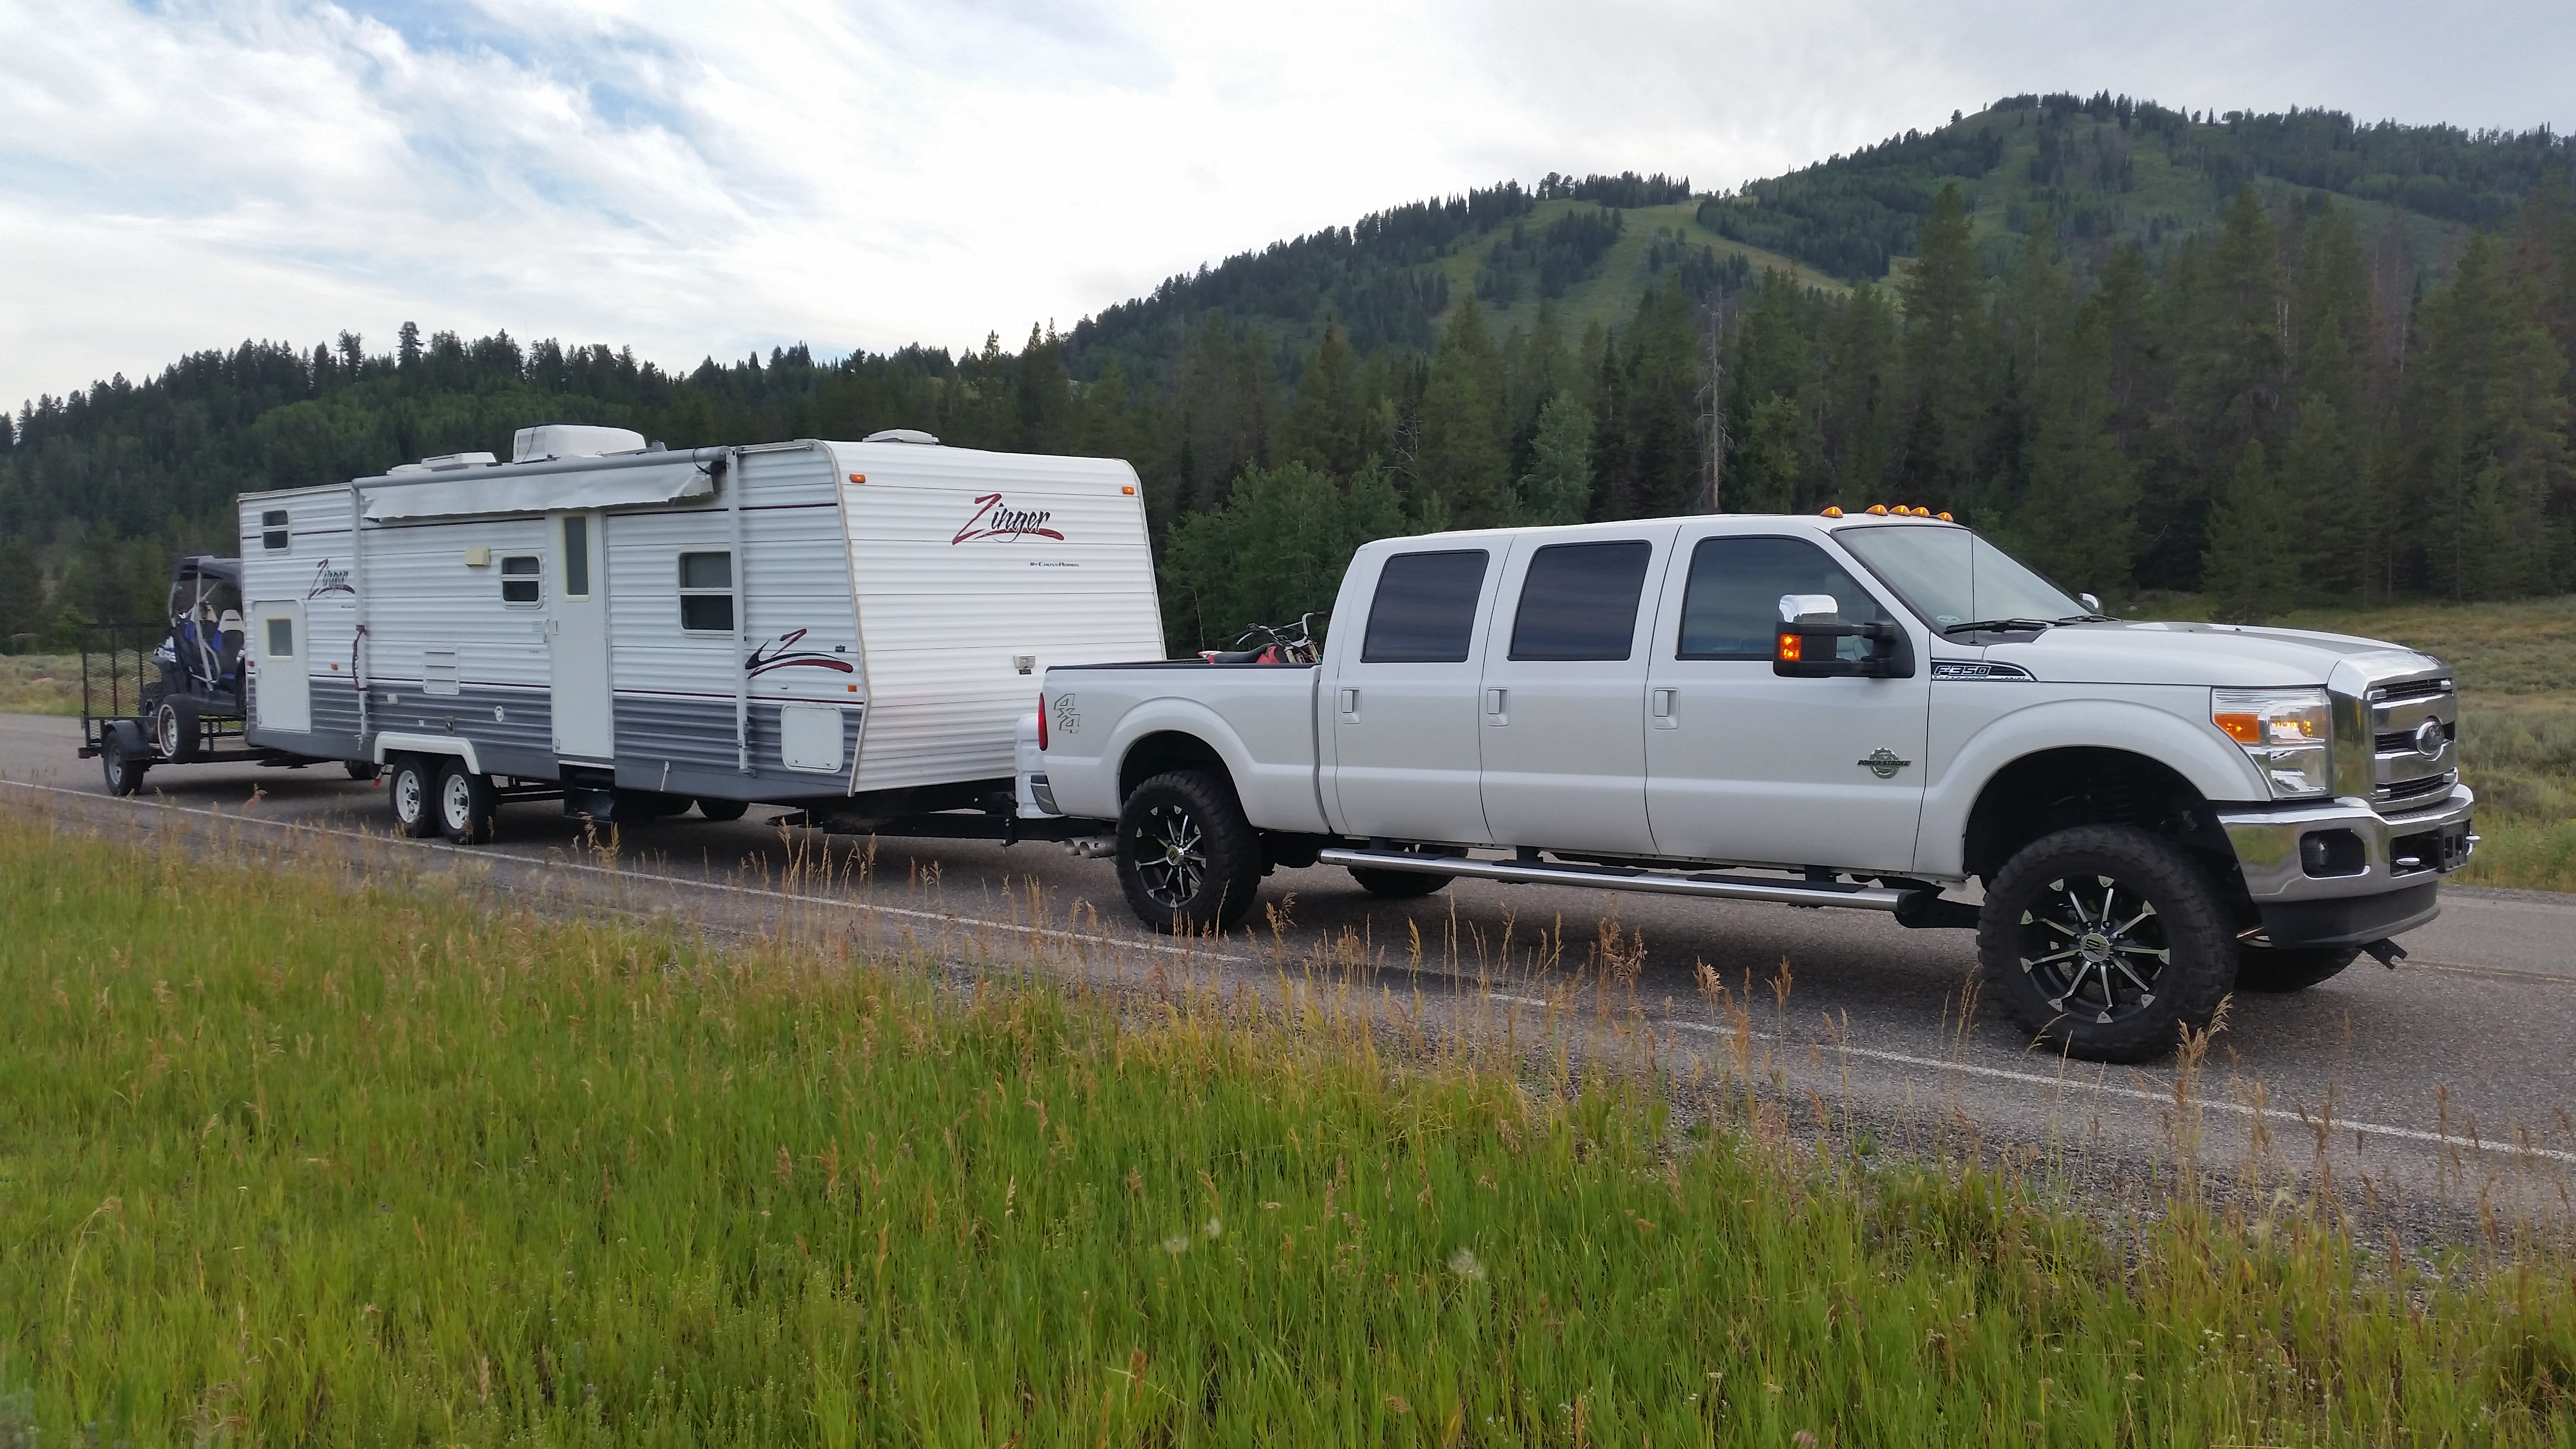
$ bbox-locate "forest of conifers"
[2,93,2571,651]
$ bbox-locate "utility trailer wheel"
[696,797,750,822]
[1977,825,2238,1063]
[1116,770,1264,934]
[436,761,499,845]
[100,722,150,796]
[387,756,441,839]
[2233,945,2359,994]
[155,698,200,764]
[345,759,382,783]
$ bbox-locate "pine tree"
[2012,301,2137,601]
[1896,183,1987,507]
[1622,278,1707,516]
[1519,391,1593,524]
[1819,283,1900,502]
[0,537,43,650]
[2202,440,2301,621]
[1279,322,1376,478]
[1415,297,1512,525]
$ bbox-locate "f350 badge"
[1858,748,1913,779]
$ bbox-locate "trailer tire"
[436,760,499,845]
[696,797,750,822]
[101,722,150,796]
[1116,770,1263,934]
[2233,945,2359,994]
[344,759,382,783]
[387,756,440,839]
[1977,825,2237,1063]
[155,698,199,764]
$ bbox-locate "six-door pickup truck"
[1031,510,2476,1061]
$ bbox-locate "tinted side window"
[1509,540,1653,661]
[1360,550,1489,663]
[1677,536,1890,660]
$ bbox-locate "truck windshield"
[1834,525,2088,631]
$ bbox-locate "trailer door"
[547,510,615,760]
[250,600,311,732]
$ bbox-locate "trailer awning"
[359,457,717,521]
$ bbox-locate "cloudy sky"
[3,0,2569,412]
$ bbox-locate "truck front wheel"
[1116,770,1263,934]
[1978,825,2237,1063]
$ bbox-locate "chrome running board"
[1316,848,1909,912]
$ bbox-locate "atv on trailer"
[80,555,353,794]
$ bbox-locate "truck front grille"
[2361,670,2458,814]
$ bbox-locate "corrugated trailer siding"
[833,443,1162,793]
[238,487,361,755]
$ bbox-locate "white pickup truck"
[1031,510,2475,1061]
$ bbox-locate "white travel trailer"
[235,425,1162,840]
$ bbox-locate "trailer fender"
[374,732,483,776]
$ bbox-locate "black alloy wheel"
[1115,770,1262,934]
[101,722,150,797]
[436,760,499,845]
[387,756,441,839]
[2233,945,2360,993]
[1978,825,2237,1063]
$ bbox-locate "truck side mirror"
[1773,595,1910,679]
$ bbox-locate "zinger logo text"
[953,493,1064,544]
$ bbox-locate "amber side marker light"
[848,473,866,483]
[1122,484,1136,495]
[1776,631,1803,662]
[2214,712,2263,743]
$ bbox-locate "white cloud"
[3,0,2568,411]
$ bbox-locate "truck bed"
[1038,661,1326,831]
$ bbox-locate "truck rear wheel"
[1117,770,1263,934]
[436,760,499,845]
[2233,945,2358,993]
[1978,825,2237,1063]
[387,756,441,839]
[1349,843,1462,899]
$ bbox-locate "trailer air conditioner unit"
[513,424,650,463]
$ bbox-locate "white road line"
[1657,1016,2576,1165]
[0,778,1250,965]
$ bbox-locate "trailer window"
[260,510,290,551]
[265,618,294,657]
[500,555,541,605]
[561,515,591,598]
[679,551,734,633]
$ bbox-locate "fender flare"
[1918,698,2264,877]
[373,731,483,776]
[1104,698,1261,798]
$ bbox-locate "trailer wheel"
[436,760,499,845]
[155,698,200,764]
[387,756,441,839]
[2233,945,2359,993]
[344,759,382,783]
[100,722,150,797]
[1978,825,2237,1063]
[696,797,750,822]
[1116,770,1263,934]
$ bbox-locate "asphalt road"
[8,711,2574,1235]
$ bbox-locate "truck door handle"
[1651,687,1675,720]
[1484,687,1507,720]
[1337,687,1358,720]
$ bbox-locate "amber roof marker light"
[1819,505,1844,518]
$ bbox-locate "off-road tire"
[696,797,750,822]
[387,756,440,839]
[1116,770,1263,934]
[101,722,150,797]
[436,760,499,845]
[1978,824,2238,1063]
[2233,945,2359,994]
[344,759,382,783]
[156,698,200,764]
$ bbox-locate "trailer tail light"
[1037,691,1047,751]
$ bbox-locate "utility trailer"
[82,555,373,793]
[234,424,1162,843]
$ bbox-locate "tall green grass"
[7,815,2576,1445]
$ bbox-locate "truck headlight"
[2213,687,2333,799]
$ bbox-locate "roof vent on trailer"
[512,423,650,463]
[861,429,940,445]
[391,451,499,474]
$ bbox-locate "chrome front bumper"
[2218,786,2476,903]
